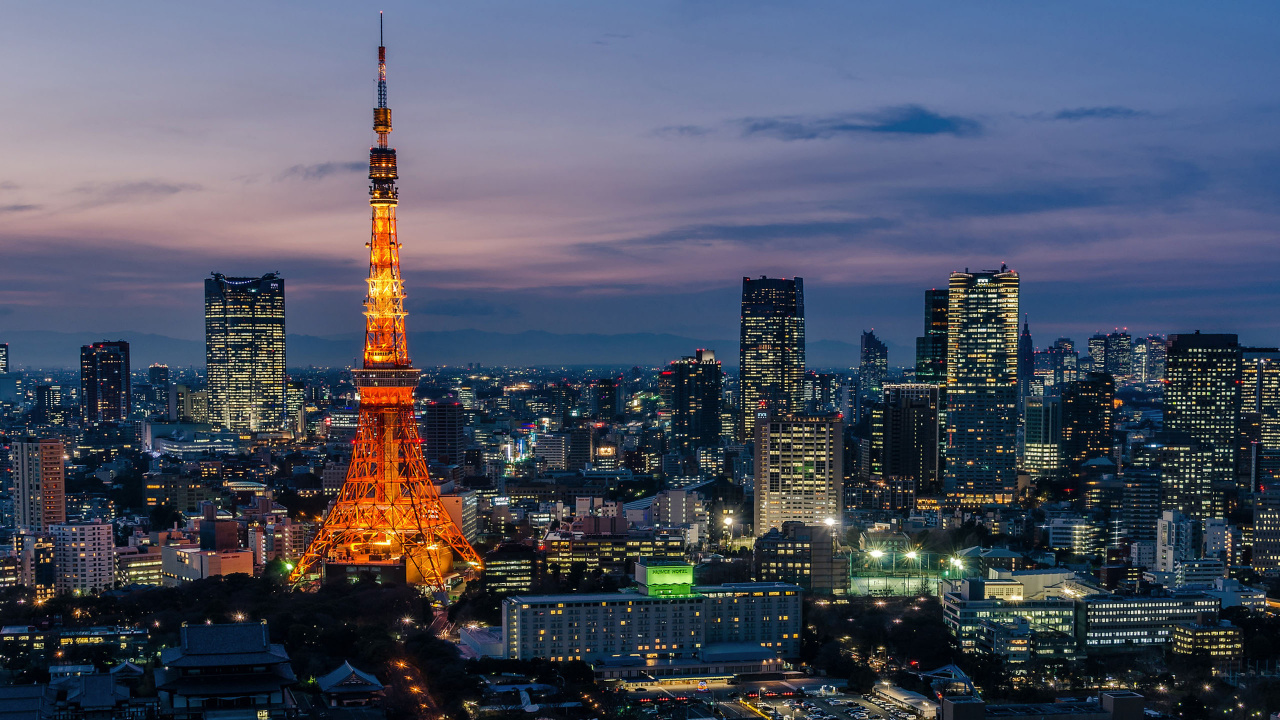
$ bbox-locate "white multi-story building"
[754,414,843,535]
[51,520,114,595]
[502,559,801,675]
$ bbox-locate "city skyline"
[2,3,1280,364]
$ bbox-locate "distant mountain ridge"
[0,329,859,370]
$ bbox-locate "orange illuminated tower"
[290,18,482,593]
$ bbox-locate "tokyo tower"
[289,17,482,593]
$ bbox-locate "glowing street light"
[869,550,885,559]
[905,551,919,560]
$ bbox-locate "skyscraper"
[914,289,948,385]
[1023,396,1062,478]
[1017,317,1034,413]
[591,376,620,420]
[424,400,467,465]
[857,330,888,420]
[738,276,805,441]
[148,363,171,404]
[0,343,8,373]
[870,384,940,491]
[944,266,1020,504]
[1060,372,1116,477]
[80,341,131,422]
[1165,333,1242,502]
[13,437,65,532]
[754,414,843,535]
[205,272,286,432]
[1088,332,1132,379]
[1243,349,1280,451]
[664,349,723,454]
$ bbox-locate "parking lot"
[752,694,922,720]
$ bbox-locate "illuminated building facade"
[0,342,8,373]
[738,276,805,441]
[945,267,1020,504]
[502,560,802,665]
[51,520,115,595]
[205,272,286,432]
[13,437,65,532]
[1023,396,1062,478]
[1243,348,1280,453]
[1165,333,1241,506]
[290,28,481,592]
[754,414,843,535]
[80,340,131,422]
[662,349,723,454]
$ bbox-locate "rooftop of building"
[159,621,292,669]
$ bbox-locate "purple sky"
[2,2,1279,360]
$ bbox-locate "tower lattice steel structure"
[290,19,482,592]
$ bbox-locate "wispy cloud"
[735,105,982,141]
[278,161,365,181]
[71,180,202,208]
[0,204,39,213]
[905,159,1209,218]
[652,125,712,138]
[1050,106,1150,121]
[0,182,19,191]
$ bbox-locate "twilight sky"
[2,2,1279,361]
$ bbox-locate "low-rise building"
[1077,592,1220,651]
[1172,621,1243,672]
[501,559,800,678]
[160,545,254,586]
[156,621,296,720]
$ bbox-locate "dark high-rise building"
[1060,372,1115,477]
[1017,317,1033,413]
[738,276,805,441]
[482,543,543,596]
[33,384,64,425]
[664,349,723,454]
[945,266,1020,504]
[591,376,620,420]
[205,273,286,432]
[1138,432,1218,519]
[148,363,171,404]
[0,343,8,373]
[424,401,467,465]
[857,330,888,420]
[914,288,948,385]
[1165,333,1242,503]
[567,426,594,471]
[80,340,131,422]
[870,384,940,490]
